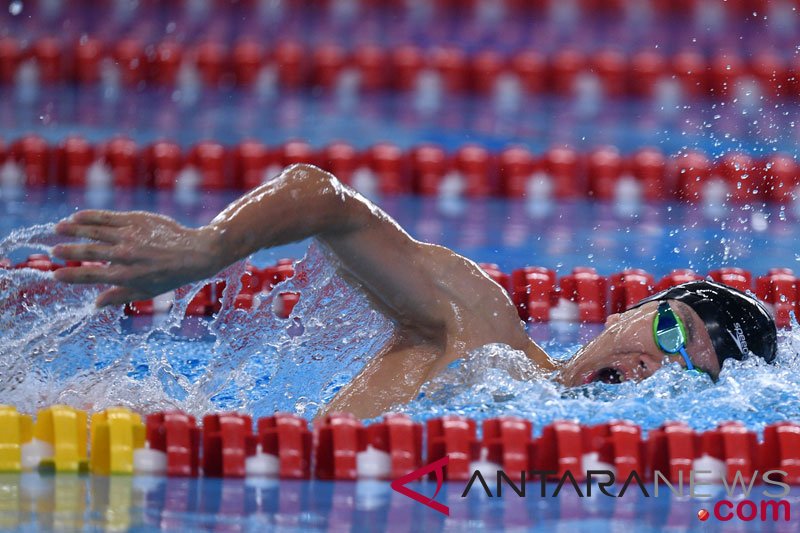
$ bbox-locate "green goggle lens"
[652,302,699,372]
[656,326,684,353]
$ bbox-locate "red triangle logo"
[390,455,450,516]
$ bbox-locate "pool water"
[2,189,800,431]
[3,0,800,530]
[4,473,800,533]
[3,188,800,532]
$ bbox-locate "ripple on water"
[1,225,799,434]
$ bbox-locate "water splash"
[0,226,394,419]
[0,223,70,255]
[395,330,800,436]
[2,224,800,435]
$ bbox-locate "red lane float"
[656,269,703,292]
[759,422,800,483]
[33,37,62,85]
[763,154,799,203]
[583,421,643,480]
[320,141,360,186]
[701,421,758,485]
[629,147,668,201]
[10,135,50,187]
[232,140,271,190]
[410,144,449,196]
[149,41,183,86]
[0,37,778,101]
[586,146,623,201]
[232,40,265,87]
[114,38,147,87]
[365,142,408,195]
[6,407,800,484]
[189,141,228,190]
[2,136,798,205]
[103,137,139,188]
[0,33,797,101]
[708,267,752,293]
[74,38,103,85]
[0,37,20,85]
[499,146,536,198]
[202,413,255,478]
[558,267,607,323]
[358,413,423,479]
[609,269,655,313]
[145,411,201,477]
[194,41,229,88]
[15,251,788,330]
[645,422,695,483]
[257,413,312,479]
[479,263,510,291]
[353,44,387,92]
[511,266,557,322]
[314,413,362,480]
[543,146,581,199]
[145,141,183,190]
[755,268,797,328]
[427,416,478,481]
[57,136,94,187]
[454,144,493,197]
[534,420,583,480]
[480,417,533,479]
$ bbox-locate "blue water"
[4,2,800,531]
[4,473,800,533]
[3,85,799,158]
[2,189,800,436]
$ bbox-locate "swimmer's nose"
[635,353,663,379]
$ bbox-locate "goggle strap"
[678,346,694,371]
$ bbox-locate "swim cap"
[631,280,777,368]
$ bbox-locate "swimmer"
[51,164,778,418]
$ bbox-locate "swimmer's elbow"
[286,164,351,206]
[286,163,342,192]
[285,163,370,231]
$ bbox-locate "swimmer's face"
[557,300,721,386]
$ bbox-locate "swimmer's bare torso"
[53,164,558,418]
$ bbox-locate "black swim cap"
[631,280,777,368]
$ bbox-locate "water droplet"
[8,1,22,15]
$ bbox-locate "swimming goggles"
[652,301,699,372]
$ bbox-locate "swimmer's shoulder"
[418,243,555,371]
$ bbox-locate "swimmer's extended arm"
[54,164,550,366]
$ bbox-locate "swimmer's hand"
[52,210,221,307]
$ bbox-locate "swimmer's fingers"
[96,287,150,307]
[68,210,132,227]
[55,222,123,244]
[53,264,129,285]
[52,243,134,264]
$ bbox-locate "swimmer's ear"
[96,287,149,308]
